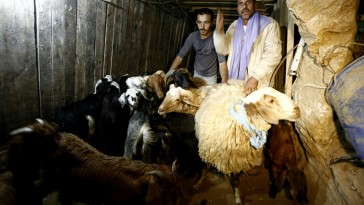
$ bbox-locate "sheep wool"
[195,80,268,174]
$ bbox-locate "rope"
[229,100,267,149]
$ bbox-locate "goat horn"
[10,127,33,135]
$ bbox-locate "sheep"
[194,84,301,204]
[158,80,245,116]
[158,84,213,116]
[265,121,308,204]
[2,119,182,205]
[158,81,300,204]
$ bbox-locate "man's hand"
[215,10,224,34]
[244,77,258,95]
[164,69,175,83]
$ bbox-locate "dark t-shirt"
[178,31,226,77]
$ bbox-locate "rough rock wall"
[287,0,363,204]
[287,0,358,73]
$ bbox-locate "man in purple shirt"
[166,8,228,85]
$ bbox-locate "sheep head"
[158,84,199,115]
[244,87,300,125]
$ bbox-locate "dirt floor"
[181,166,297,205]
[43,166,296,205]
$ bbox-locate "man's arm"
[219,62,228,83]
[169,56,183,71]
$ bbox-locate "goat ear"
[119,93,127,108]
[249,95,279,125]
[276,170,287,190]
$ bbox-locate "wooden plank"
[110,1,127,78]
[75,0,97,100]
[0,0,39,137]
[144,4,157,71]
[103,4,115,75]
[125,0,142,75]
[95,0,107,78]
[138,2,150,73]
[36,0,53,120]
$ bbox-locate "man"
[214,0,282,94]
[166,8,228,85]
[214,0,282,175]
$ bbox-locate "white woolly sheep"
[158,80,300,204]
[194,83,300,204]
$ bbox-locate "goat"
[2,119,182,205]
[0,171,17,205]
[123,85,168,164]
[266,121,308,204]
[93,81,127,156]
[55,75,117,141]
[162,113,207,193]
[0,119,61,205]
[167,68,207,89]
[146,70,166,99]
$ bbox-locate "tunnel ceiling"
[151,0,278,28]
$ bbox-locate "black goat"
[55,75,117,141]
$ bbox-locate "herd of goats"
[0,69,308,205]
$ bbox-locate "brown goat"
[266,121,308,204]
[0,171,17,205]
[3,119,182,205]
[146,70,166,99]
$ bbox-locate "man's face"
[196,14,213,37]
[237,0,256,21]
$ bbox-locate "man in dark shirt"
[166,8,228,85]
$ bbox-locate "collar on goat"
[229,100,267,149]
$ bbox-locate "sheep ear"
[182,96,199,107]
[169,84,176,90]
[179,88,195,101]
[247,95,279,125]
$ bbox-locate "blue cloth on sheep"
[229,100,267,149]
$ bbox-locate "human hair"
[195,8,214,21]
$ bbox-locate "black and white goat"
[55,75,118,141]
